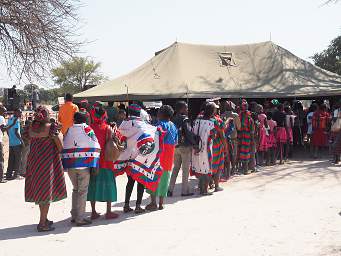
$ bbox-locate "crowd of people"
[0,93,340,232]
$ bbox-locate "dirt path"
[1,159,341,256]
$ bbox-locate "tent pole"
[186,86,189,113]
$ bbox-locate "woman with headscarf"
[25,106,66,232]
[238,100,255,174]
[87,102,119,220]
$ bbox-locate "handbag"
[104,127,121,162]
[51,133,63,152]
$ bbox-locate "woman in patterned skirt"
[25,106,67,232]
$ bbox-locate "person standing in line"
[58,93,79,135]
[221,101,241,177]
[31,88,40,111]
[146,105,178,211]
[306,104,317,157]
[168,101,196,197]
[191,102,226,195]
[25,106,66,232]
[331,100,341,164]
[238,100,255,174]
[120,104,147,214]
[5,109,24,180]
[79,99,91,125]
[0,106,7,183]
[211,103,227,192]
[266,112,277,165]
[106,101,119,123]
[311,103,331,159]
[284,105,295,160]
[133,101,151,123]
[273,104,287,164]
[62,112,101,226]
[87,102,119,220]
[116,109,127,126]
[256,105,269,166]
[20,116,33,178]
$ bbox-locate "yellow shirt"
[58,102,79,135]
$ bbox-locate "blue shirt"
[7,117,22,146]
[157,120,178,146]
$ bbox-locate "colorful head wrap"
[241,99,248,111]
[128,104,142,117]
[225,100,235,110]
[34,106,50,123]
[90,101,107,124]
[271,99,280,106]
[31,106,51,132]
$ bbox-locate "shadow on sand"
[0,179,199,241]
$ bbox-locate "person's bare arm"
[235,116,241,131]
[15,128,24,146]
[4,117,18,131]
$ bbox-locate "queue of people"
[1,93,340,232]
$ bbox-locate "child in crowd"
[266,112,277,165]
[146,105,178,211]
[257,105,269,166]
[273,104,287,165]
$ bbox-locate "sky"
[1,0,341,88]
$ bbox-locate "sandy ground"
[1,156,341,256]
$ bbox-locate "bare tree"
[0,0,81,81]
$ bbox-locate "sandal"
[46,219,53,226]
[76,219,92,226]
[135,206,145,214]
[158,205,164,210]
[37,224,55,232]
[145,203,158,211]
[105,212,119,220]
[123,205,134,213]
[91,212,101,220]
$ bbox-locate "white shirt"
[0,116,5,143]
[307,112,314,135]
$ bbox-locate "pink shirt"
[268,119,277,132]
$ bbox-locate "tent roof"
[75,41,341,101]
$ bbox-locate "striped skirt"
[239,131,253,161]
[211,140,224,173]
[25,137,67,204]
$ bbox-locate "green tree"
[51,57,106,94]
[312,36,341,76]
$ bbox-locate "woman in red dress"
[312,103,331,158]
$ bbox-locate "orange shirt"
[58,102,79,134]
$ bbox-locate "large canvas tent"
[75,41,341,101]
